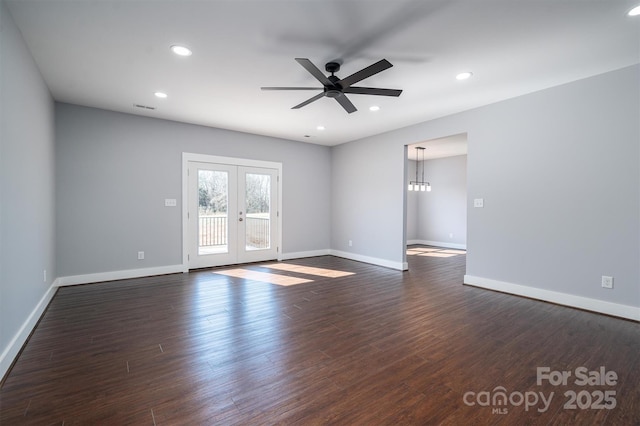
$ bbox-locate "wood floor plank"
[1,249,638,425]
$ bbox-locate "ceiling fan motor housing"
[325,61,341,74]
[325,74,343,97]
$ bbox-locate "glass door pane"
[244,172,271,251]
[237,166,278,264]
[198,169,228,255]
[189,161,238,269]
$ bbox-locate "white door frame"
[182,152,283,272]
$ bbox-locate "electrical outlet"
[138,251,145,260]
[43,269,47,283]
[348,240,353,247]
[474,198,484,208]
[601,276,613,289]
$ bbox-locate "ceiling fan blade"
[335,94,357,114]
[338,59,393,88]
[295,58,332,86]
[261,87,323,91]
[343,87,403,97]
[292,92,326,109]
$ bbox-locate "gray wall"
[331,65,639,308]
[331,135,405,262]
[408,155,467,247]
[55,103,331,277]
[0,1,56,362]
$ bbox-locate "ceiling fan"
[261,58,402,114]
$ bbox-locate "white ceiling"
[408,134,467,161]
[6,0,640,147]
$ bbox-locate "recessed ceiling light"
[628,5,640,16]
[154,92,168,99]
[170,45,192,56]
[369,105,380,111]
[456,72,473,80]
[317,125,325,131]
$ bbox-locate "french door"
[187,161,279,269]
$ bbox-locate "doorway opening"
[405,134,468,266]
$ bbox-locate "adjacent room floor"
[1,248,638,424]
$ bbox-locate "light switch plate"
[165,198,177,207]
[474,198,484,208]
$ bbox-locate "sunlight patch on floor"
[407,247,441,253]
[440,249,466,254]
[213,269,312,286]
[263,263,355,278]
[406,247,466,258]
[417,252,457,258]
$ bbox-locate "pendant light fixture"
[408,146,431,192]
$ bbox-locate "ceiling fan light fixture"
[170,45,192,56]
[154,91,168,98]
[408,146,431,193]
[628,5,640,16]
[456,72,473,80]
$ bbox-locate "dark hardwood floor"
[1,248,638,425]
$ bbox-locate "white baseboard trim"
[56,264,185,287]
[408,240,467,250]
[0,281,58,380]
[330,250,407,271]
[464,275,640,322]
[281,249,331,261]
